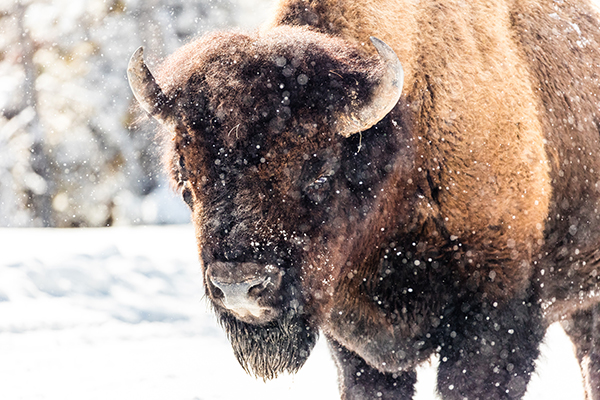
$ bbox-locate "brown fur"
[268,0,552,301]
[139,1,600,398]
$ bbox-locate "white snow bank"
[0,226,586,399]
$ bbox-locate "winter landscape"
[0,225,589,399]
[1,0,599,399]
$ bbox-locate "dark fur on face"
[152,27,397,380]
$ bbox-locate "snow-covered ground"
[0,225,586,399]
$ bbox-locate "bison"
[128,0,600,399]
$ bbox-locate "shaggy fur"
[218,307,318,380]
[132,1,600,399]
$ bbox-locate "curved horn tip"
[369,37,393,58]
[369,36,404,87]
[133,46,144,57]
[127,46,171,124]
[127,46,148,80]
[129,46,145,68]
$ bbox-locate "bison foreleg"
[562,303,600,400]
[326,335,417,400]
[436,295,545,400]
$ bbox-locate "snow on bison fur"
[128,1,600,398]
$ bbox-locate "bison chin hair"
[217,308,318,380]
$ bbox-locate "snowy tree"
[0,0,273,227]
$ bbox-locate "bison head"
[128,26,407,379]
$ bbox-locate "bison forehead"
[156,26,382,145]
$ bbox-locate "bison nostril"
[247,277,271,297]
[211,284,225,299]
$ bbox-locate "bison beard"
[217,307,318,380]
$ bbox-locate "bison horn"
[336,37,404,137]
[127,47,172,125]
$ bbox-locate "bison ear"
[127,47,172,126]
[335,37,404,138]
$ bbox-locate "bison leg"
[326,336,417,400]
[436,296,545,400]
[562,303,600,400]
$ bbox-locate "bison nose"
[206,262,282,322]
[211,277,270,310]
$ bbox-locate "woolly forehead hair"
[155,25,379,93]
[154,26,383,144]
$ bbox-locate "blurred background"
[0,0,274,228]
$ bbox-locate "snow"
[0,225,588,399]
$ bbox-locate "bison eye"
[182,186,194,210]
[304,175,331,204]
